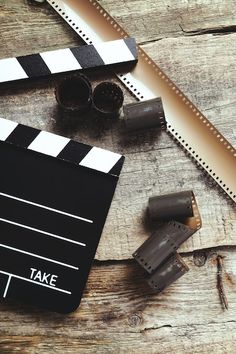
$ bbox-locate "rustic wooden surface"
[0,250,236,353]
[0,0,235,260]
[0,0,236,352]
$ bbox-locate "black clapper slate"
[0,38,137,84]
[0,118,124,313]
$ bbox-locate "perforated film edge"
[46,0,236,202]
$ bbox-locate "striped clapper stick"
[0,38,137,84]
[0,117,124,313]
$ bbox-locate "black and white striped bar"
[0,117,124,312]
[0,38,137,84]
[0,118,124,176]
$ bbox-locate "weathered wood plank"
[1,325,236,354]
[0,0,236,58]
[0,3,235,259]
[0,0,83,57]
[0,2,235,353]
[0,250,235,353]
[100,0,236,42]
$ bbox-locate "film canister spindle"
[55,74,92,121]
[92,82,124,118]
[123,97,166,132]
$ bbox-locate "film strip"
[134,190,201,273]
[0,117,124,312]
[46,0,236,203]
[0,38,137,84]
[133,190,201,292]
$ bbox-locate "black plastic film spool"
[132,220,194,274]
[123,97,166,132]
[55,74,92,117]
[147,253,189,292]
[148,190,194,221]
[92,82,124,118]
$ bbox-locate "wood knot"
[128,313,142,327]
[193,251,208,267]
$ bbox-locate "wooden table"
[0,1,236,352]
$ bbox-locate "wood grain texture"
[100,0,236,42]
[1,0,235,260]
[0,0,236,349]
[1,0,235,55]
[1,0,236,62]
[0,250,236,353]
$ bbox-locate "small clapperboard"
[0,117,124,313]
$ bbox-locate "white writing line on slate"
[0,192,93,223]
[3,274,11,298]
[0,217,86,247]
[0,243,79,270]
[1,271,71,297]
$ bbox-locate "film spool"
[148,190,202,231]
[92,82,124,118]
[133,221,194,274]
[148,190,194,221]
[123,98,166,133]
[133,190,201,292]
[147,253,189,292]
[55,74,92,120]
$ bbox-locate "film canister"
[55,74,92,118]
[123,97,166,132]
[147,253,189,292]
[148,190,194,221]
[92,82,124,118]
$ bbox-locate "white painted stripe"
[40,48,82,74]
[0,57,28,83]
[0,217,86,247]
[3,275,11,298]
[94,39,134,65]
[0,243,79,270]
[79,147,121,173]
[0,192,93,223]
[0,118,18,141]
[28,131,70,157]
[0,271,71,295]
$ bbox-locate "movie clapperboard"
[0,38,137,84]
[0,117,124,313]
